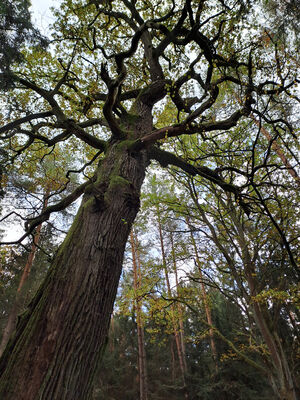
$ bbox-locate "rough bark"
[0,142,148,400]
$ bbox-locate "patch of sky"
[30,0,61,37]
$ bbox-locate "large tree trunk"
[0,142,148,400]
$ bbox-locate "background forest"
[1,165,299,399]
[0,0,299,399]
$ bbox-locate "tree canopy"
[0,0,299,399]
[0,0,48,89]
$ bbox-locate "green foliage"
[95,294,273,400]
[95,160,299,397]
[0,0,299,397]
[0,0,48,89]
[0,226,55,340]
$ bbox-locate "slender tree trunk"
[0,191,49,357]
[130,230,148,400]
[186,218,218,368]
[188,188,298,399]
[0,142,149,400]
[135,233,149,399]
[170,338,176,383]
[170,233,187,373]
[156,210,188,398]
[225,198,299,400]
[109,314,115,353]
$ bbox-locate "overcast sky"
[2,1,62,242]
[30,0,60,35]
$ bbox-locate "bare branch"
[0,112,53,135]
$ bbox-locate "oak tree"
[0,0,298,399]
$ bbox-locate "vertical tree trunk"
[134,233,149,399]
[109,314,115,353]
[0,191,49,357]
[225,198,299,400]
[130,230,148,400]
[188,184,298,399]
[156,209,188,397]
[170,338,176,382]
[170,232,188,373]
[0,142,148,400]
[186,218,218,368]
